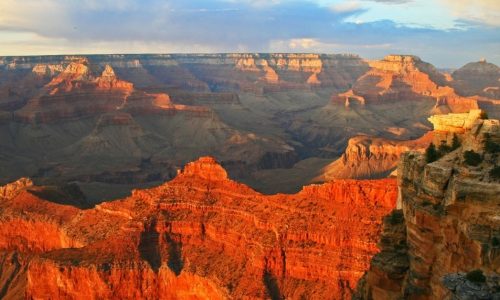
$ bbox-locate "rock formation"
[331,55,480,114]
[1,54,499,200]
[355,110,500,299]
[317,132,433,180]
[452,60,500,99]
[442,272,500,299]
[0,157,398,299]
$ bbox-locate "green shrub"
[490,166,500,180]
[492,237,499,247]
[480,111,489,119]
[425,143,439,163]
[466,269,486,283]
[438,140,452,154]
[387,210,404,225]
[463,150,482,166]
[451,134,461,151]
[484,137,500,154]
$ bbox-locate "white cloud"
[270,37,391,53]
[330,1,362,13]
[440,0,500,26]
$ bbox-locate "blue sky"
[1,0,499,67]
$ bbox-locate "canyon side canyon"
[1,54,499,198]
[0,53,499,299]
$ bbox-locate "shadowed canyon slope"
[0,157,398,299]
[1,54,500,199]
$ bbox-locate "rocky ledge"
[355,110,500,299]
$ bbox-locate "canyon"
[0,53,499,299]
[0,157,398,299]
[1,54,499,199]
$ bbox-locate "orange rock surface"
[332,55,480,113]
[0,157,398,299]
[355,112,500,300]
[318,132,434,180]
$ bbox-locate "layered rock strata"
[331,55,479,113]
[317,132,433,180]
[0,157,398,299]
[355,110,500,299]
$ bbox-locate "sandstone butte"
[0,156,398,299]
[355,110,500,300]
[317,132,434,181]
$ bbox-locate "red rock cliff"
[355,111,500,299]
[0,157,398,299]
[332,55,480,113]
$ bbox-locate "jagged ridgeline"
[0,53,499,299]
[1,110,498,299]
[0,54,499,200]
[0,157,397,299]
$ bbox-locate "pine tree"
[438,140,451,154]
[425,143,439,163]
[451,134,461,151]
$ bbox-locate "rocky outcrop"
[355,111,500,299]
[95,65,134,90]
[317,132,433,180]
[0,157,398,299]
[429,109,483,131]
[331,55,480,114]
[442,272,500,299]
[0,178,33,199]
[31,64,64,77]
[452,60,500,99]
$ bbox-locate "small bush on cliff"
[480,111,489,119]
[463,150,482,166]
[438,140,452,154]
[451,134,461,151]
[492,237,500,247]
[484,135,500,154]
[387,210,404,225]
[466,269,486,283]
[421,200,432,207]
[490,166,500,180]
[425,143,439,163]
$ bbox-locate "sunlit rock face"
[317,132,433,180]
[355,111,500,300]
[0,53,499,201]
[0,157,398,299]
[332,55,480,113]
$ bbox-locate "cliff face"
[1,53,499,201]
[331,55,479,114]
[452,60,500,99]
[317,132,433,180]
[0,55,301,195]
[355,110,500,299]
[0,157,398,299]
[0,54,369,93]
